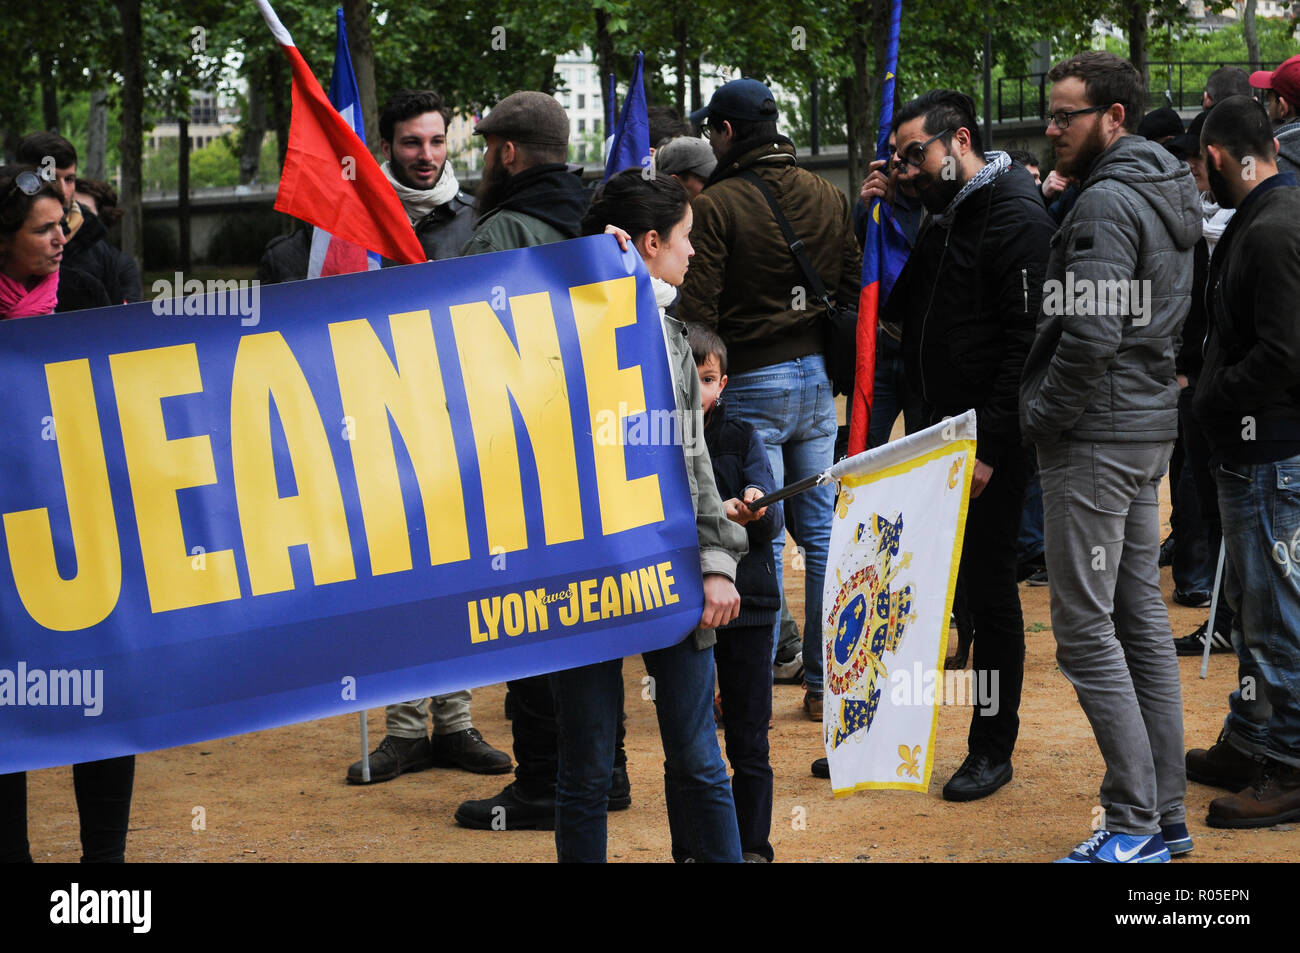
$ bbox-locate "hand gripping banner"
[0,236,703,773]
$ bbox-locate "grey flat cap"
[655,136,717,179]
[474,91,570,147]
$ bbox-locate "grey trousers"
[1038,439,1186,834]
[386,691,473,738]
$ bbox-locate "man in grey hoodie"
[1020,52,1202,864]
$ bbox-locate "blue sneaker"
[1160,822,1193,856]
[1055,830,1170,863]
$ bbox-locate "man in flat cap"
[654,136,716,198]
[460,90,589,255]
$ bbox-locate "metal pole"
[1200,540,1227,680]
[359,710,371,782]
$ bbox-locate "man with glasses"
[1248,54,1300,175]
[1020,51,1201,863]
[882,89,1053,802]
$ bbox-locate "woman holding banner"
[0,164,130,862]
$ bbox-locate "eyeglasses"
[892,127,953,170]
[1,170,44,209]
[701,119,727,141]
[1044,104,1114,130]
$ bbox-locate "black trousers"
[505,675,625,799]
[958,445,1031,763]
[711,623,774,861]
[0,756,135,863]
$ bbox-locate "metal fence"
[996,61,1276,124]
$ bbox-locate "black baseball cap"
[689,78,779,125]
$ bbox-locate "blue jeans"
[867,332,923,450]
[1215,457,1300,768]
[551,638,741,862]
[725,355,836,693]
[1017,470,1045,564]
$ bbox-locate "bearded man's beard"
[475,161,512,220]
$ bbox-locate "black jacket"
[1192,172,1300,463]
[888,163,1054,463]
[64,207,136,303]
[704,398,783,629]
[257,189,478,283]
[54,267,111,314]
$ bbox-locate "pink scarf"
[0,271,60,319]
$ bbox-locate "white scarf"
[652,276,678,315]
[1200,194,1233,257]
[381,161,462,226]
[931,150,1012,229]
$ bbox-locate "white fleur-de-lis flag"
[820,410,975,794]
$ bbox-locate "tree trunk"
[594,9,616,105]
[1127,0,1147,77]
[115,0,144,270]
[40,52,59,132]
[538,54,558,95]
[85,89,110,180]
[1243,0,1261,70]
[178,115,191,271]
[844,79,859,198]
[847,0,871,185]
[269,53,290,169]
[673,15,687,115]
[239,79,267,184]
[690,56,702,117]
[343,0,381,158]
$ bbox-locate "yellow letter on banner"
[570,277,663,535]
[449,294,582,552]
[3,359,121,630]
[230,332,356,595]
[110,344,242,612]
[329,312,470,575]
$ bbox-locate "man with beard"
[884,90,1053,801]
[452,91,633,831]
[1021,51,1201,863]
[260,90,477,283]
[1188,95,1300,829]
[678,78,861,723]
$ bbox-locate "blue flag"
[604,52,650,180]
[309,7,381,277]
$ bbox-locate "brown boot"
[1186,737,1257,791]
[803,690,823,722]
[1206,759,1300,829]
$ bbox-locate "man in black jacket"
[1189,95,1300,829]
[883,90,1055,801]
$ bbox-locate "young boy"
[686,324,784,863]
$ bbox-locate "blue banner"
[0,236,703,773]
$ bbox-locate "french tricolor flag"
[256,0,425,269]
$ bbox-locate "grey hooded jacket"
[1020,135,1201,444]
[1276,118,1300,178]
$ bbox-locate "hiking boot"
[429,728,512,775]
[1206,759,1300,829]
[608,765,631,811]
[346,734,433,784]
[803,690,823,722]
[1186,737,1257,791]
[942,752,1013,802]
[454,782,556,831]
[1174,619,1232,656]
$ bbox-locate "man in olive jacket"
[679,78,861,721]
[1020,52,1200,864]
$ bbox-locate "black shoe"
[1016,558,1045,583]
[1174,620,1232,656]
[429,727,513,775]
[454,782,557,831]
[346,734,433,784]
[1159,533,1176,567]
[941,752,1013,802]
[1173,589,1212,609]
[609,765,632,811]
[811,757,829,779]
[1025,568,1049,587]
